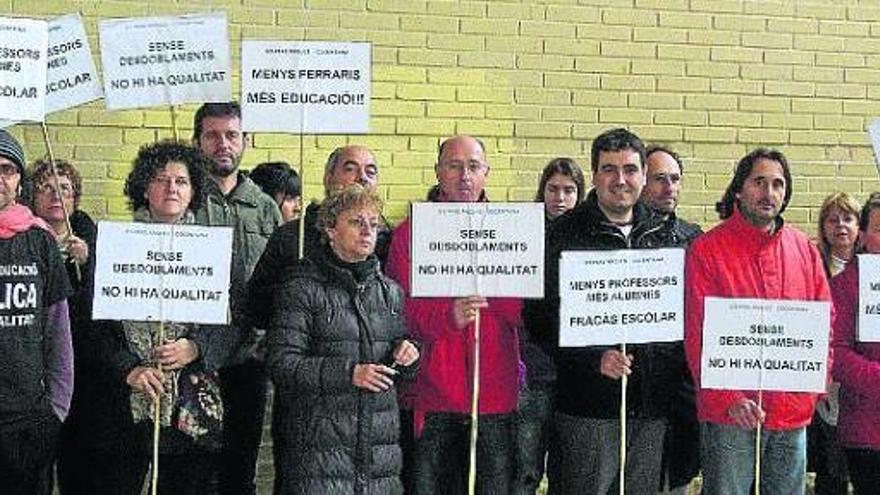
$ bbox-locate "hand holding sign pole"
[150,228,172,495]
[93,222,232,492]
[559,248,685,494]
[700,297,831,495]
[41,13,105,282]
[153,229,170,495]
[39,121,79,281]
[410,203,544,494]
[467,211,485,495]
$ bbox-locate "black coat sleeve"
[266,280,357,394]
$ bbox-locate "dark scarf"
[327,248,375,283]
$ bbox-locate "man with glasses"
[386,135,522,493]
[0,129,73,493]
[191,102,281,495]
[640,146,702,494]
[259,144,392,270]
[247,145,392,332]
[642,146,702,246]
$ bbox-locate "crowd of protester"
[0,100,872,495]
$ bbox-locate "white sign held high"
[559,248,685,347]
[98,12,231,110]
[0,17,48,122]
[0,14,101,128]
[700,297,830,393]
[93,222,233,324]
[241,41,370,133]
[410,202,544,298]
[45,14,102,114]
[857,254,880,342]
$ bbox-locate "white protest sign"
[45,14,102,114]
[98,12,231,110]
[701,297,830,393]
[558,248,684,347]
[241,41,370,133]
[410,202,544,298]
[858,253,880,342]
[0,14,101,128]
[0,17,47,122]
[93,222,233,324]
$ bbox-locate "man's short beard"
[655,201,676,215]
[737,199,777,228]
[210,157,240,178]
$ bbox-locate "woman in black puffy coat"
[266,184,419,495]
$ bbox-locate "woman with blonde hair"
[810,191,860,495]
[817,192,860,278]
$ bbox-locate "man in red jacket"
[684,148,833,494]
[386,135,522,494]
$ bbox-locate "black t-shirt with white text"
[0,227,71,431]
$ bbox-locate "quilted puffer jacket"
[266,246,416,495]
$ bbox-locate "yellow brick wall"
[7,0,880,233]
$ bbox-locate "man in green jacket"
[192,101,282,495]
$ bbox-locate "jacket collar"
[310,244,381,291]
[572,189,657,233]
[428,185,488,203]
[205,173,264,207]
[133,206,195,225]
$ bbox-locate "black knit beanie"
[0,129,25,175]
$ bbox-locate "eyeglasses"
[35,182,74,198]
[151,175,191,188]
[0,163,19,177]
[439,160,487,176]
[345,216,380,232]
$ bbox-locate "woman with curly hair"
[104,140,234,495]
[28,158,128,495]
